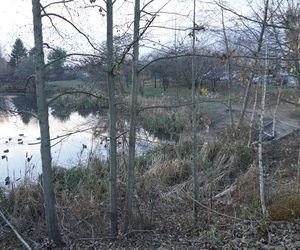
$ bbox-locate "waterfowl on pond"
[1,155,7,160]
[3,149,9,153]
[17,138,22,142]
[5,141,8,144]
[18,141,23,145]
[19,134,24,137]
[8,138,12,141]
[27,155,33,162]
[5,176,10,185]
[82,144,87,149]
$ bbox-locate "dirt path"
[202,99,300,140]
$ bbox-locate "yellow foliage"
[290,67,295,74]
[297,98,300,105]
[199,87,209,96]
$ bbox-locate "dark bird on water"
[17,138,22,142]
[27,155,33,162]
[19,134,24,137]
[1,155,7,160]
[18,141,23,145]
[82,144,87,149]
[5,176,10,185]
[9,138,12,141]
[3,149,9,153]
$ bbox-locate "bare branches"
[40,8,100,52]
[45,53,104,68]
[112,0,172,72]
[47,91,108,105]
[43,0,74,9]
[215,0,285,29]
[112,15,156,73]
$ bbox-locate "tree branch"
[40,10,100,52]
[47,91,108,105]
[43,0,74,9]
[0,210,32,250]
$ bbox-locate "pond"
[0,94,160,185]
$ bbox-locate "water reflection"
[0,94,105,183]
[0,94,161,185]
[51,108,72,121]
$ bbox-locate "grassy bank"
[2,127,300,248]
[2,81,300,248]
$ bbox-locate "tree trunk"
[272,84,282,137]
[106,0,118,237]
[124,0,140,234]
[258,42,268,218]
[247,85,258,147]
[191,0,199,221]
[31,0,63,245]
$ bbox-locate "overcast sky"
[0,0,249,60]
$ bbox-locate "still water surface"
[0,94,157,184]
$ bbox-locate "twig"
[27,127,97,145]
[185,193,245,221]
[47,90,107,105]
[0,210,32,250]
[138,99,229,113]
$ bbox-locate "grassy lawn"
[143,83,191,98]
[46,79,85,88]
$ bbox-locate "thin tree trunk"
[124,0,140,234]
[31,0,63,245]
[272,83,282,137]
[221,9,234,129]
[258,41,268,218]
[247,85,259,147]
[191,0,199,221]
[106,0,118,237]
[236,0,269,129]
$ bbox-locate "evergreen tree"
[10,38,27,67]
[47,47,66,80]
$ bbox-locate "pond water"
[0,94,159,185]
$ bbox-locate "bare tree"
[191,0,199,221]
[229,0,270,129]
[124,0,140,234]
[31,0,63,245]
[258,40,268,217]
[106,0,118,237]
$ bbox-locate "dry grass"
[269,192,300,221]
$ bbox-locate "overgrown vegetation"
[2,119,300,248]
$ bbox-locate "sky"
[0,0,249,61]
